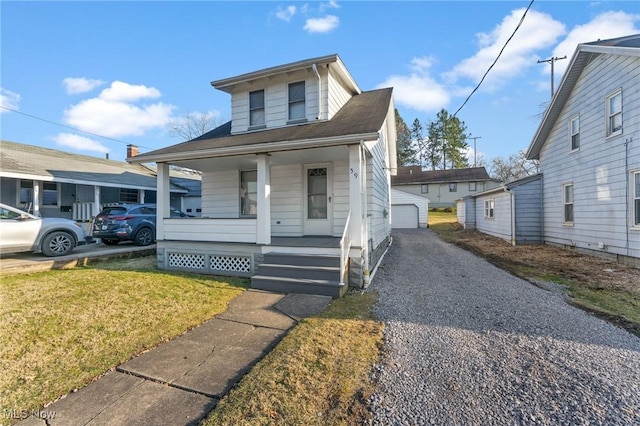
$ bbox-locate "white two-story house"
[129,55,397,296]
[526,34,640,265]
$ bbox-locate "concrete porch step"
[251,276,345,298]
[257,263,340,281]
[262,253,340,268]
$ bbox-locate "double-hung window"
[421,184,428,194]
[633,171,640,227]
[570,115,580,151]
[563,183,574,224]
[249,90,265,127]
[288,81,306,121]
[469,182,477,191]
[449,183,457,192]
[484,200,494,218]
[606,89,622,137]
[240,170,257,217]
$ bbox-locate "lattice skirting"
[166,251,253,275]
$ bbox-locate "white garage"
[390,189,429,229]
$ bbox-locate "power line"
[0,105,152,149]
[452,0,536,118]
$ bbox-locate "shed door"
[304,164,332,235]
[392,204,418,229]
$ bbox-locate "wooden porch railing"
[339,211,352,286]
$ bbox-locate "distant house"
[391,166,500,208]
[0,140,199,221]
[128,54,397,297]
[526,34,640,265]
[457,174,542,245]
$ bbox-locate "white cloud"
[63,77,105,95]
[276,5,296,22]
[64,81,174,138]
[0,88,21,112]
[549,11,640,76]
[319,0,339,12]
[445,8,566,90]
[304,15,339,33]
[52,133,110,154]
[377,56,450,113]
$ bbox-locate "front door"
[304,164,332,235]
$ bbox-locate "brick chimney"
[126,144,139,158]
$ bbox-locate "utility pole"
[537,56,567,98]
[468,135,481,167]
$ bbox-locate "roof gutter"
[128,132,380,164]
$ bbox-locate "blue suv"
[92,203,189,246]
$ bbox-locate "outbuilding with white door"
[391,189,429,229]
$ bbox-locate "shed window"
[563,183,574,224]
[633,172,640,227]
[469,182,477,192]
[288,81,306,121]
[606,89,622,136]
[42,182,58,206]
[570,115,580,151]
[240,170,257,217]
[120,188,138,203]
[484,200,494,218]
[421,184,428,194]
[249,89,265,127]
[449,183,457,192]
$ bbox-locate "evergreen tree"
[426,121,443,170]
[428,109,469,170]
[410,118,425,167]
[395,109,417,166]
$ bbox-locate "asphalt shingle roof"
[392,166,493,185]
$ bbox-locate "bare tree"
[168,111,223,140]
[488,150,540,183]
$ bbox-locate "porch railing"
[339,211,352,285]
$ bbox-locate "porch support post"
[256,153,271,245]
[156,163,170,241]
[32,180,41,217]
[93,186,101,216]
[348,145,363,247]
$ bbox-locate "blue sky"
[1,1,639,164]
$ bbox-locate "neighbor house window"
[469,182,477,191]
[240,170,257,217]
[563,183,574,223]
[484,199,494,218]
[449,183,457,192]
[42,182,58,206]
[606,89,622,136]
[288,81,306,121]
[421,184,428,194]
[249,89,265,127]
[19,180,33,205]
[120,188,138,203]
[633,171,640,227]
[570,115,580,151]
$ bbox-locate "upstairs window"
[570,115,580,151]
[633,171,640,227]
[484,199,494,218]
[469,182,477,192]
[421,184,428,194]
[249,90,265,127]
[449,183,457,192]
[288,81,306,121]
[606,89,622,136]
[563,183,574,224]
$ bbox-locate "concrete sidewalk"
[19,290,332,426]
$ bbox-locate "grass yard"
[203,291,383,426]
[428,210,640,336]
[0,256,248,422]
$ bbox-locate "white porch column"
[32,180,41,217]
[157,163,170,241]
[139,189,145,204]
[256,153,271,245]
[348,145,363,247]
[93,186,101,216]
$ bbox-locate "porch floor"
[270,237,341,248]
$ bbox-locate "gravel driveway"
[368,229,640,425]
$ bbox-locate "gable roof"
[211,54,361,95]
[391,166,494,185]
[0,140,187,192]
[128,88,393,164]
[526,34,640,160]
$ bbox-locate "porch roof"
[127,88,393,164]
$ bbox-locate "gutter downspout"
[312,63,322,120]
[509,188,516,246]
[360,140,370,287]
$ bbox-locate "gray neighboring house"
[0,140,199,222]
[391,166,500,208]
[526,34,640,265]
[457,174,542,245]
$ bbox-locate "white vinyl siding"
[271,164,303,236]
[201,170,240,217]
[475,191,511,242]
[331,160,350,236]
[327,67,353,119]
[538,51,640,258]
[633,171,640,228]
